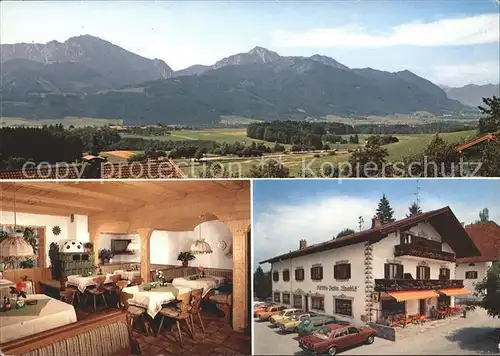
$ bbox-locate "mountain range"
[442,84,500,107]
[0,34,487,125]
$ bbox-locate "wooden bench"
[0,310,140,356]
[209,292,232,323]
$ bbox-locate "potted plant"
[49,242,60,279]
[83,242,93,253]
[177,252,195,267]
[10,280,27,308]
[98,249,114,264]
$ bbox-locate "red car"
[298,324,376,355]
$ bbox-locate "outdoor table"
[66,274,114,293]
[122,283,191,318]
[0,294,77,343]
[172,275,225,297]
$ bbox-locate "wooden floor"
[75,304,251,355]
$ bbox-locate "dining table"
[122,283,191,318]
[171,275,225,297]
[0,294,77,343]
[113,269,141,281]
[66,274,114,293]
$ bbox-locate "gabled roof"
[456,132,497,153]
[457,221,500,263]
[260,206,480,264]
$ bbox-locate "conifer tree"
[376,194,395,223]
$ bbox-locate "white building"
[455,221,500,302]
[260,207,480,327]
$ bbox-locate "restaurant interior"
[0,180,251,355]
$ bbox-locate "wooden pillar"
[137,228,153,283]
[225,219,250,333]
[88,223,103,266]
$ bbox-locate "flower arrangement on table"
[10,280,27,308]
[197,266,205,278]
[154,270,165,285]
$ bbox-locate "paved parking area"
[254,309,500,355]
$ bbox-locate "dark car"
[296,314,349,337]
[299,324,376,355]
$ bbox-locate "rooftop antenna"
[358,216,364,231]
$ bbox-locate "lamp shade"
[127,241,140,252]
[190,239,213,254]
[0,231,36,261]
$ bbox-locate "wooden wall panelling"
[3,267,52,292]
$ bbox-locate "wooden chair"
[104,274,122,292]
[121,290,151,335]
[130,276,142,286]
[59,276,80,305]
[189,288,205,334]
[157,292,193,347]
[115,280,129,308]
[209,292,232,323]
[86,276,108,312]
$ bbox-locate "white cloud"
[271,14,499,48]
[426,61,500,87]
[254,191,500,270]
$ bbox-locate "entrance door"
[419,299,426,315]
[304,295,309,312]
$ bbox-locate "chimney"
[371,216,382,229]
[299,239,307,250]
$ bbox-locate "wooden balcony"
[394,244,456,262]
[374,278,464,292]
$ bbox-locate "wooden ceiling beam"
[0,201,85,217]
[0,190,107,213]
[9,182,136,205]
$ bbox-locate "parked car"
[299,324,376,355]
[254,302,276,317]
[269,308,302,325]
[255,305,287,321]
[277,312,318,332]
[297,314,349,337]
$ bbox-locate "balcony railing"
[374,278,464,292]
[394,244,456,262]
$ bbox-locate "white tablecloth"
[113,270,141,281]
[0,279,35,299]
[0,294,77,343]
[171,275,224,297]
[122,283,191,318]
[66,274,114,293]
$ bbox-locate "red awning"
[438,288,471,296]
[387,290,439,302]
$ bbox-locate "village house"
[455,221,500,303]
[260,207,480,328]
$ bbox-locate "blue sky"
[2,1,499,86]
[253,179,500,269]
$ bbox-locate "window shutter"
[384,264,390,279]
[397,264,404,279]
[310,267,314,280]
[347,264,351,279]
[320,267,323,280]
[334,265,338,279]
[426,267,430,280]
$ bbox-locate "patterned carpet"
[75,303,251,355]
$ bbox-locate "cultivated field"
[174,130,476,177]
[123,128,282,147]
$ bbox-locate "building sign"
[317,285,358,292]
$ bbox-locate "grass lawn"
[101,150,142,163]
[123,128,290,148]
